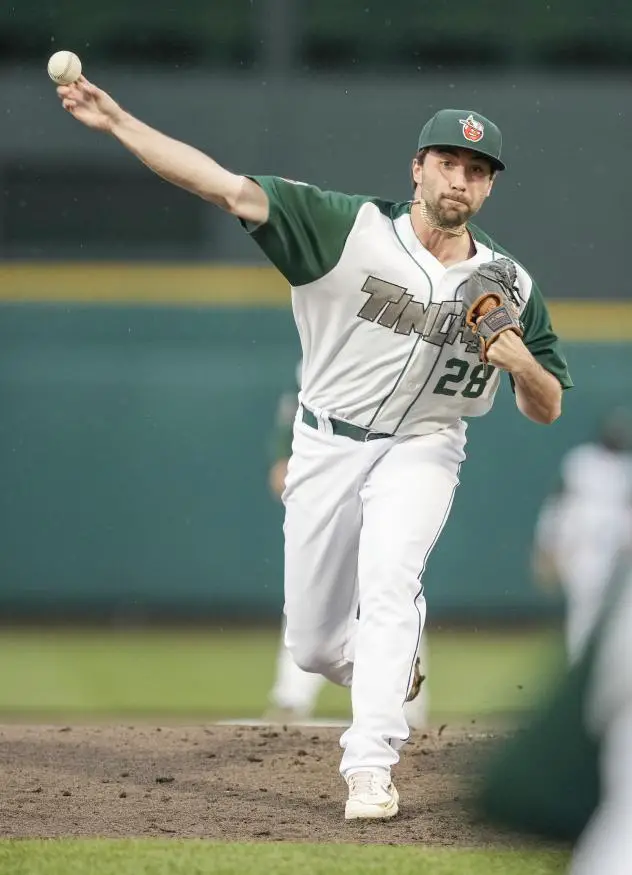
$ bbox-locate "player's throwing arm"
[52,54,269,225]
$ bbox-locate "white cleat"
[344,770,400,820]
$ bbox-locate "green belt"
[301,406,392,442]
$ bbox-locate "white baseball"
[47,51,82,85]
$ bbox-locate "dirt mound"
[0,723,538,845]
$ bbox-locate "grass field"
[0,840,570,875]
[0,625,564,721]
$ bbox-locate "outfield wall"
[0,266,627,620]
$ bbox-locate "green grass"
[0,626,563,721]
[0,840,570,874]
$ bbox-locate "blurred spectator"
[532,409,632,661]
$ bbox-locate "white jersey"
[543,443,632,574]
[246,178,571,437]
[562,443,632,510]
[535,442,632,658]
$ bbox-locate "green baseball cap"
[418,108,505,171]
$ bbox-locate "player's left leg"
[340,422,466,789]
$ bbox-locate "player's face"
[412,148,495,229]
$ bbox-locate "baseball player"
[532,409,632,661]
[56,79,572,819]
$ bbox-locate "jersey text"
[358,276,480,352]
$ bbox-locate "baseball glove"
[462,258,523,362]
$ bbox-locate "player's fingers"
[62,99,77,112]
[58,84,82,102]
[80,78,99,97]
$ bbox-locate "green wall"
[0,303,625,620]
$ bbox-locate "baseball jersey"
[537,443,632,596]
[245,178,572,437]
[561,443,632,509]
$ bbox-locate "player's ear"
[411,157,424,187]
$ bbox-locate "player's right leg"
[341,421,466,817]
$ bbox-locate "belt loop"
[304,404,333,435]
[316,410,334,435]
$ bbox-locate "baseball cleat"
[345,770,399,820]
[405,656,426,703]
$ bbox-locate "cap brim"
[461,146,505,172]
[421,140,506,171]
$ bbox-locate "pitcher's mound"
[0,723,535,845]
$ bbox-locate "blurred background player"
[479,549,632,875]
[265,361,327,723]
[265,362,428,729]
[532,408,632,661]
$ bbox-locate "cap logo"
[459,114,484,143]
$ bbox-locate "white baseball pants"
[282,413,466,775]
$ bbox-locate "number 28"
[433,358,495,399]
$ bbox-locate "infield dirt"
[0,723,552,846]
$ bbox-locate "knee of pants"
[287,638,340,675]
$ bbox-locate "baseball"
[47,51,82,85]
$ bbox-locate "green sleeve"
[243,176,371,287]
[520,283,573,389]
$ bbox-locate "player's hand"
[485,331,532,374]
[268,459,289,500]
[531,549,560,591]
[57,76,125,133]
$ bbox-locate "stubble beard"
[420,193,473,232]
